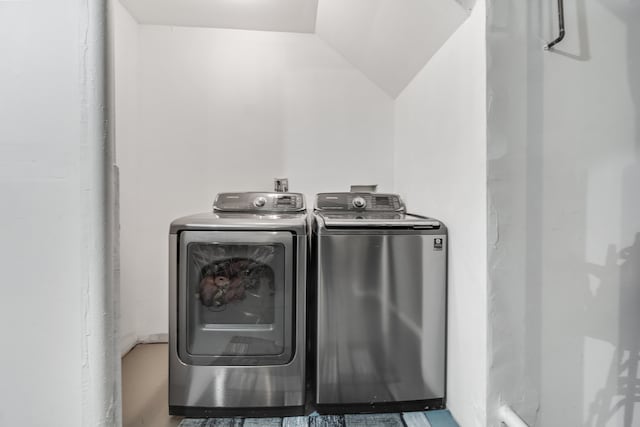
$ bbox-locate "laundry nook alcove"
[112,0,485,425]
[4,0,639,424]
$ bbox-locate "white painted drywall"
[0,1,118,426]
[120,0,318,33]
[116,23,393,340]
[114,0,140,356]
[315,0,468,98]
[118,0,471,100]
[455,0,477,12]
[393,2,487,425]
[487,0,640,425]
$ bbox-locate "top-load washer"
[312,192,447,413]
[169,192,308,417]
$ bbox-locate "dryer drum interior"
[177,230,295,368]
[182,241,290,364]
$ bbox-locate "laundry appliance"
[312,191,447,413]
[169,192,308,417]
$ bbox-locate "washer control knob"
[254,197,267,207]
[352,197,367,209]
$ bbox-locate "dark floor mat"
[178,410,458,427]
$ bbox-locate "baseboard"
[121,333,169,358]
[138,333,169,344]
[120,333,138,357]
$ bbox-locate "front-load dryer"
[312,192,447,413]
[169,192,308,417]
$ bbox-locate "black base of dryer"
[170,404,306,418]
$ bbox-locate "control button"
[352,197,367,209]
[254,197,267,207]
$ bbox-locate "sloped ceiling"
[315,0,469,98]
[455,0,477,12]
[119,0,471,98]
[119,0,319,33]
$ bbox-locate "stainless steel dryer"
[312,192,447,413]
[169,192,308,417]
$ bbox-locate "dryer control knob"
[254,197,267,207]
[352,197,367,209]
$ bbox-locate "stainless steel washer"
[312,192,447,413]
[169,192,308,417]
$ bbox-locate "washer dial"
[352,196,367,209]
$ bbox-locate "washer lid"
[318,212,441,229]
[214,192,305,213]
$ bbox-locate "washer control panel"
[315,193,405,212]
[253,197,267,207]
[214,192,305,212]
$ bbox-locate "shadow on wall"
[546,0,591,61]
[488,0,640,424]
[584,1,640,425]
[585,235,640,427]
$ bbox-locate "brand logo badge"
[434,238,443,251]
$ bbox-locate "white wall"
[0,1,118,426]
[393,2,486,425]
[316,0,468,98]
[539,1,640,425]
[114,0,140,355]
[120,0,318,33]
[117,22,394,341]
[487,0,640,425]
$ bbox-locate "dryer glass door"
[178,230,294,366]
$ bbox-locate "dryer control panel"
[214,192,305,212]
[315,193,405,212]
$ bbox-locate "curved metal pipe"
[545,0,566,50]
